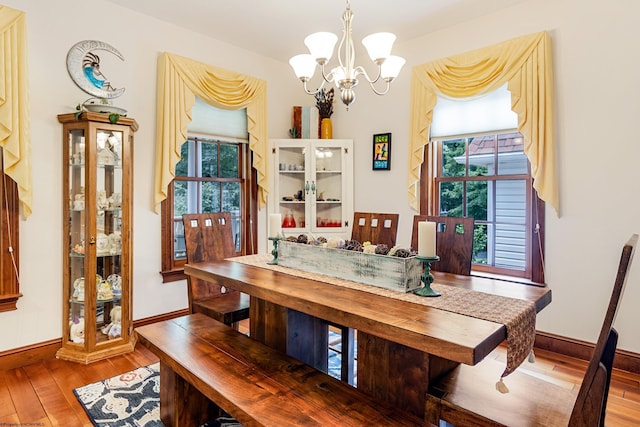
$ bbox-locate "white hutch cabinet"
[269,139,353,238]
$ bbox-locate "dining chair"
[425,234,638,427]
[182,212,250,330]
[350,211,399,248]
[339,210,401,385]
[411,215,475,275]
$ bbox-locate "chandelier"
[289,0,405,110]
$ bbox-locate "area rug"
[74,363,240,427]
[75,333,351,426]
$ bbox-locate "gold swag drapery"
[409,31,558,215]
[154,52,268,211]
[0,6,32,219]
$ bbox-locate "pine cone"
[345,240,363,251]
[393,248,412,258]
[297,234,308,244]
[375,244,390,255]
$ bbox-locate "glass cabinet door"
[68,128,87,346]
[313,143,345,231]
[95,129,123,346]
[275,144,308,231]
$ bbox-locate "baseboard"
[132,308,190,329]
[0,339,61,371]
[535,331,640,374]
[0,309,190,371]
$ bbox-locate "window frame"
[160,137,257,283]
[0,148,21,311]
[422,133,545,284]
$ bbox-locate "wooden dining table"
[184,255,551,419]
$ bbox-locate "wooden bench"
[135,313,431,427]
[425,234,638,427]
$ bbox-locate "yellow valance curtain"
[0,6,32,219]
[409,31,558,215]
[154,52,268,212]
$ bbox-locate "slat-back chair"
[351,212,399,248]
[182,213,250,329]
[425,234,638,427]
[411,215,475,275]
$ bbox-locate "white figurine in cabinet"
[69,318,85,343]
[97,190,109,209]
[108,192,122,209]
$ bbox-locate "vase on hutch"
[320,118,332,139]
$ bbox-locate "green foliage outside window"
[439,138,488,263]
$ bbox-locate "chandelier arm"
[354,65,382,85]
[367,79,392,96]
[319,63,337,85]
[301,77,326,96]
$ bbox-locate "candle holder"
[267,237,281,265]
[413,255,441,297]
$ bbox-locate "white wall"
[3,0,640,356]
[340,0,640,353]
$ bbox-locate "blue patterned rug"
[74,331,352,426]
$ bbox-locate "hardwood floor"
[0,344,159,426]
[1,339,639,426]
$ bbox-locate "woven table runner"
[231,253,535,378]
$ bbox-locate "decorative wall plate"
[66,40,125,99]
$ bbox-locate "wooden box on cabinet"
[57,112,137,363]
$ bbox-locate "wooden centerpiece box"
[278,240,422,292]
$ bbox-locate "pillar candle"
[418,221,436,257]
[269,213,282,238]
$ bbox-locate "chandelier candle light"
[289,0,405,109]
[415,221,441,297]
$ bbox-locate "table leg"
[249,298,329,373]
[357,331,458,419]
[159,362,219,427]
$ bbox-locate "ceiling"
[104,0,527,63]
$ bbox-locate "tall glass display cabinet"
[57,112,137,363]
[270,139,353,238]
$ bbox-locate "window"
[0,147,21,311]
[429,132,545,282]
[160,136,255,282]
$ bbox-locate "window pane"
[494,179,527,270]
[468,135,494,177]
[202,181,221,212]
[222,182,241,212]
[439,181,463,216]
[220,144,239,178]
[441,139,466,177]
[174,181,188,216]
[466,180,488,221]
[229,211,241,253]
[201,142,218,178]
[472,223,488,265]
[175,141,190,177]
[174,220,186,260]
[497,133,528,175]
